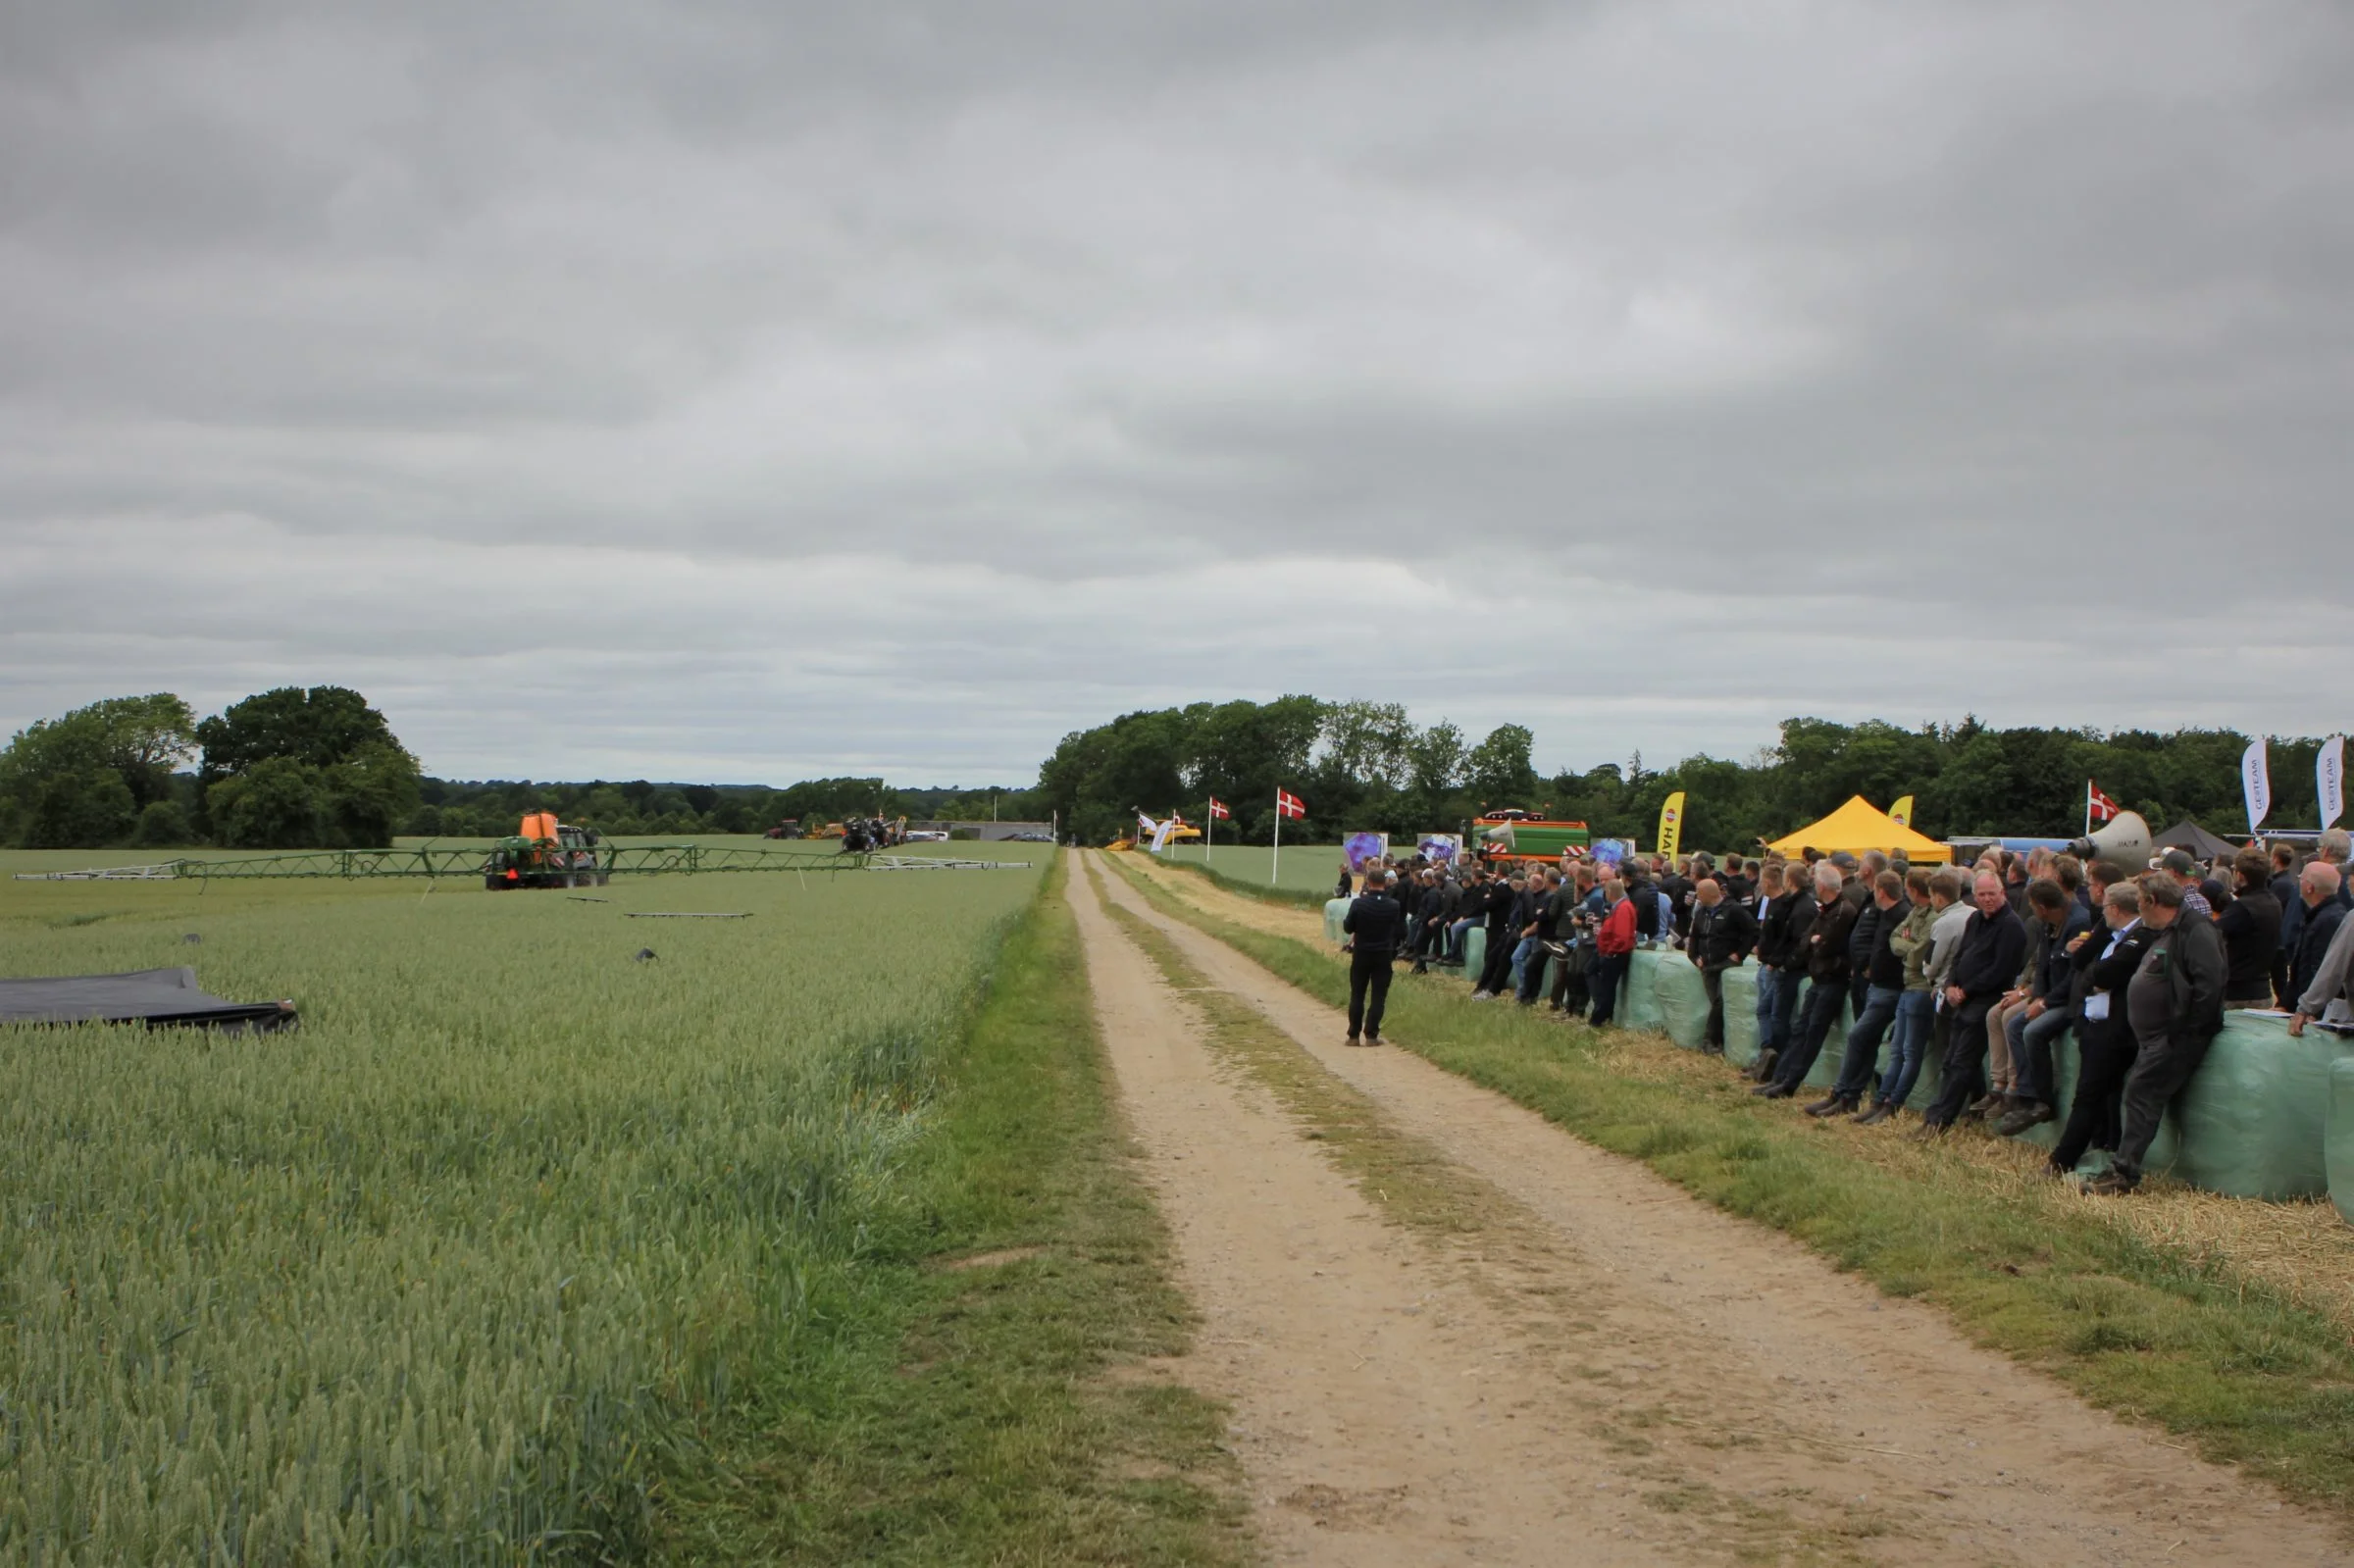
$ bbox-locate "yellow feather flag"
[1656,791,1686,859]
[1888,794,1916,829]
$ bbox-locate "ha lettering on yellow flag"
[1656,791,1685,859]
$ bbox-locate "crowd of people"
[1335,828,2354,1194]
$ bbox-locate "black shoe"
[2084,1167,2139,1195]
[1748,1049,1779,1084]
[1853,1103,1895,1126]
[1801,1093,1844,1116]
[1364,1035,1383,1046]
[1993,1101,2055,1138]
[1806,1093,1859,1118]
[1346,1034,1360,1045]
[1965,1091,2005,1117]
[1701,1042,1724,1056]
[1904,1120,1947,1142]
[1752,1082,1796,1099]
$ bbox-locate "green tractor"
[485,813,610,890]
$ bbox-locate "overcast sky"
[4,2,2348,784]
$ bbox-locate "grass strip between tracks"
[1101,854,2354,1515]
[661,852,1251,1565]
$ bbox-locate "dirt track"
[1071,852,2348,1565]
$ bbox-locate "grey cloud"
[3,1,2349,782]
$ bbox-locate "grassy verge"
[662,853,1252,1564]
[1156,856,1333,911]
[1100,854,2354,1514]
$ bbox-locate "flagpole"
[2083,782,2091,839]
[1272,795,1282,889]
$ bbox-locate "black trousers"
[1553,947,1589,1013]
[1921,997,1996,1126]
[2113,1026,2216,1180]
[2050,1019,2133,1171]
[1700,963,1731,1047]
[1476,930,1515,994]
[1348,949,1395,1038]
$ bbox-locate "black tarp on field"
[0,968,296,1032]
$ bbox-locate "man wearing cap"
[2086,873,2226,1195]
[2149,848,2214,921]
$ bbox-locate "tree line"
[9,686,2329,853]
[0,689,1047,849]
[0,688,422,850]
[1036,699,2337,850]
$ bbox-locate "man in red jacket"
[1587,879,1638,1027]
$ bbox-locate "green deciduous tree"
[0,693,196,847]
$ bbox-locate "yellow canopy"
[1766,795,1952,864]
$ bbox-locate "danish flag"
[1208,797,1231,820]
[2087,780,2121,824]
[1274,788,1306,820]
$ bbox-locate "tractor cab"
[485,813,609,889]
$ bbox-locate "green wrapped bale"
[2328,1058,2354,1225]
[1324,898,1350,944]
[1653,954,1711,1049]
[1463,927,1486,980]
[1720,965,1762,1066]
[1621,950,1669,1033]
[2168,1014,2354,1199]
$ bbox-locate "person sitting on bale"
[1810,869,1911,1119]
[1912,872,2029,1138]
[1756,864,1857,1099]
[2084,872,2226,1195]
[2047,880,2156,1177]
[1853,867,1942,1125]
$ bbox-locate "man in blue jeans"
[1750,862,1817,1083]
[1809,870,1910,1117]
[1992,878,2089,1136]
[1856,867,1946,1124]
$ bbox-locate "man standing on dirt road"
[1342,869,1405,1045]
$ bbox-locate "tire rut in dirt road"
[1074,855,1869,1564]
[1088,856,2352,1565]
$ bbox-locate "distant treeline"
[1036,698,2333,849]
[412,777,1046,839]
[11,686,2328,854]
[0,688,1043,850]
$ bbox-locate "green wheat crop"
[0,858,1041,1564]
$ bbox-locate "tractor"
[485,812,610,889]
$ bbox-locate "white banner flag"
[2321,735,2346,831]
[2242,738,2272,834]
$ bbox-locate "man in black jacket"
[2087,873,2227,1193]
[1811,871,1911,1117]
[2048,880,2155,1176]
[1472,871,1524,999]
[1759,865,1859,1098]
[1914,872,2030,1134]
[1686,877,1758,1053]
[1342,869,1405,1044]
[1751,866,1817,1082]
[2289,862,2348,1006]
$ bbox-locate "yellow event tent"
[1766,796,1953,864]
